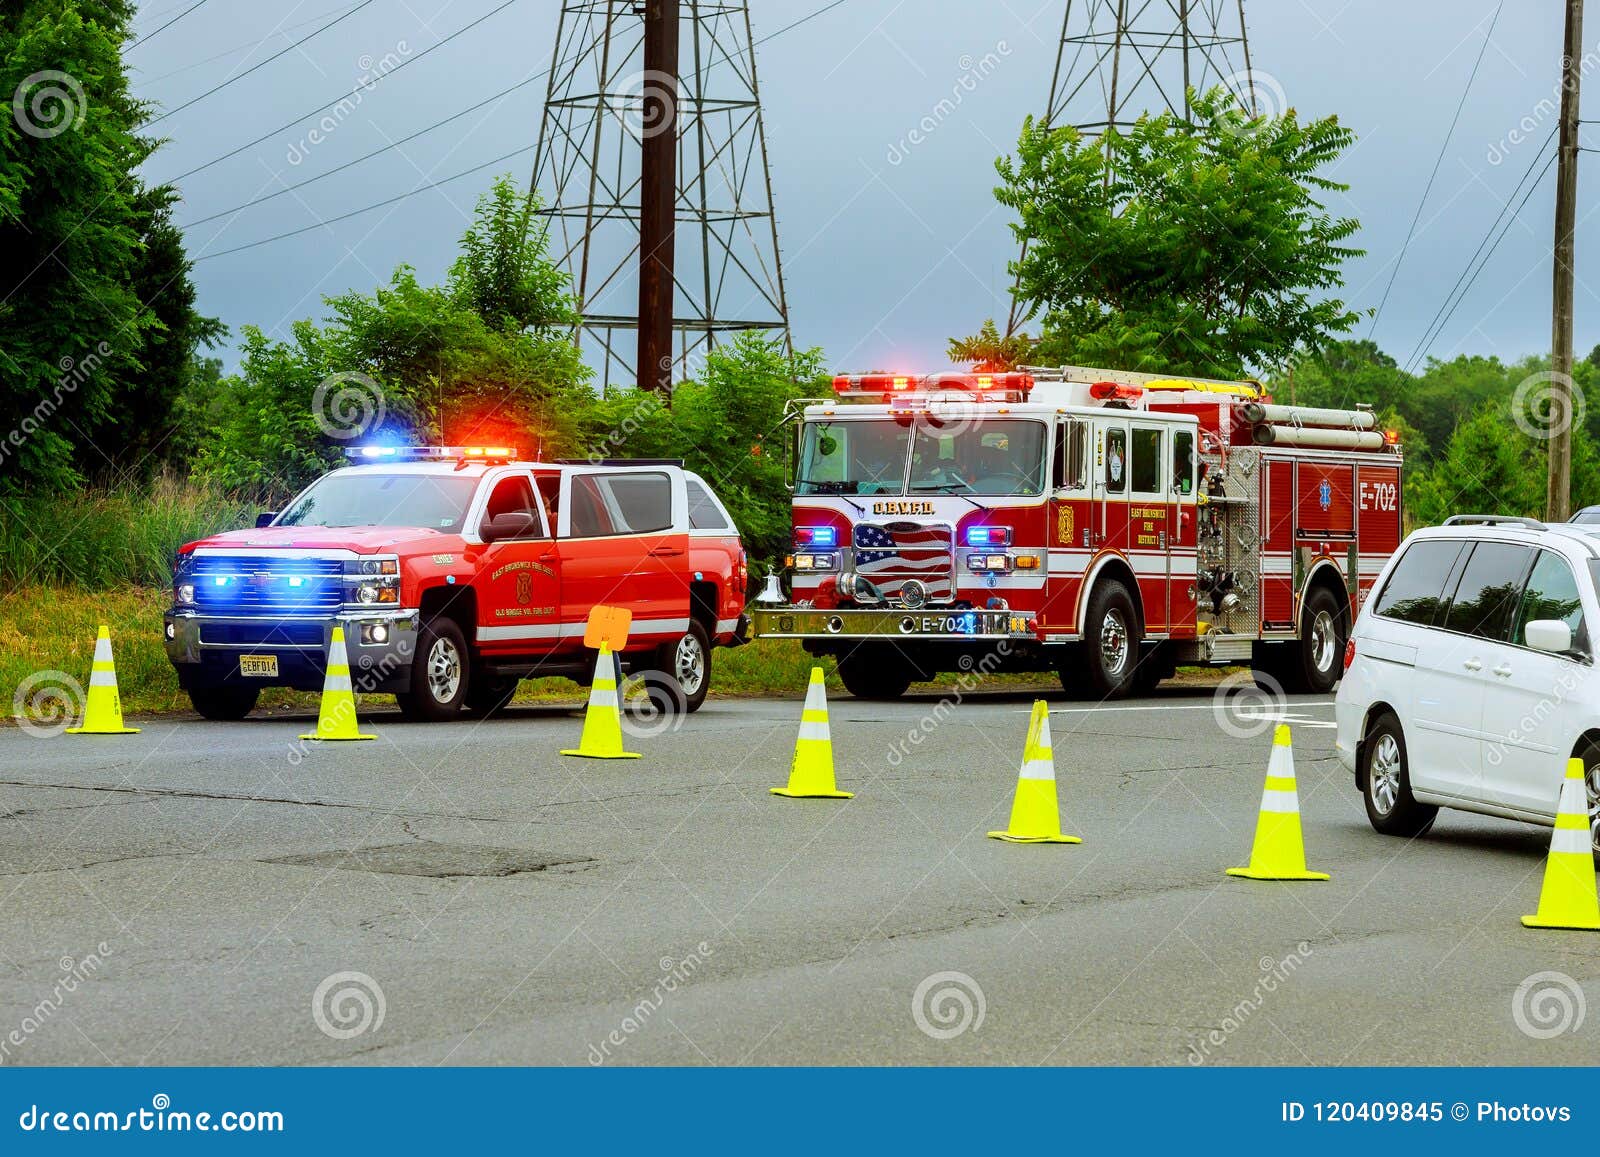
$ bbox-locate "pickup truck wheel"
[837,646,913,700]
[1082,579,1140,699]
[187,686,259,721]
[465,674,518,718]
[650,620,711,713]
[395,618,469,722]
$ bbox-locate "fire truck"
[165,447,749,721]
[751,366,1403,699]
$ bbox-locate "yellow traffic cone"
[562,644,640,759]
[299,626,375,741]
[1226,724,1329,881]
[988,701,1080,844]
[66,626,139,735]
[1522,758,1600,931]
[771,667,852,798]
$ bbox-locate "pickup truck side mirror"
[1525,619,1574,654]
[255,512,277,528]
[481,512,540,543]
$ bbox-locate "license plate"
[239,655,279,677]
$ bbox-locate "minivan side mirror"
[255,512,277,528]
[1525,619,1573,654]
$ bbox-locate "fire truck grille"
[188,556,345,614]
[852,522,954,601]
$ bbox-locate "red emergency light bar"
[1089,381,1143,403]
[831,371,1035,400]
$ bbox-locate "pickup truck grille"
[852,521,954,600]
[187,556,345,614]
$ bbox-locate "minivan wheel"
[1362,712,1437,837]
[1577,740,1600,858]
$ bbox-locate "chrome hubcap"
[674,634,705,697]
[1310,609,1337,673]
[1370,734,1401,816]
[1100,610,1130,675]
[1587,763,1600,855]
[427,637,462,703]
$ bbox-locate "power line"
[1368,0,1502,337]
[192,144,536,261]
[1404,147,1556,374]
[129,0,210,50]
[178,0,857,239]
[138,2,366,85]
[162,0,521,182]
[143,0,377,126]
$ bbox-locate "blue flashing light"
[957,612,979,635]
[213,575,230,586]
[288,575,306,588]
[797,526,838,549]
[965,526,1012,548]
[359,445,400,458]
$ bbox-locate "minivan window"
[1373,539,1464,626]
[1444,542,1533,642]
[1516,550,1588,651]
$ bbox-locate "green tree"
[948,318,1035,371]
[997,87,1362,379]
[0,0,216,491]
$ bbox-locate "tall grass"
[0,477,260,590]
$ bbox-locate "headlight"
[357,583,379,604]
[176,582,195,605]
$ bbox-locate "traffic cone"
[1226,724,1329,881]
[299,627,375,741]
[988,700,1080,844]
[771,667,851,798]
[561,644,640,759]
[66,626,139,735]
[1522,758,1600,931]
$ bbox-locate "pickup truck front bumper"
[752,606,1037,642]
[164,609,421,693]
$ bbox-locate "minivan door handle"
[1462,659,1483,672]
[1492,664,1513,678]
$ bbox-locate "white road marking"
[1034,700,1336,715]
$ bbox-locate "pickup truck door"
[558,467,690,650]
[470,471,563,654]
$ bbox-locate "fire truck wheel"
[1288,586,1347,694]
[1082,579,1141,699]
[395,617,470,722]
[1360,711,1436,837]
[187,686,260,721]
[648,620,711,713]
[836,647,913,700]
[465,674,519,718]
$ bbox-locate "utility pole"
[637,0,679,397]
[1548,0,1583,520]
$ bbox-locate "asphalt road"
[0,685,1594,1066]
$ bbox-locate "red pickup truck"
[164,448,749,721]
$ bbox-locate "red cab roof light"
[1089,381,1143,402]
[832,371,1035,400]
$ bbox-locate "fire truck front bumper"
[752,606,1037,642]
[164,609,421,694]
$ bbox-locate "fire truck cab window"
[1052,420,1087,491]
[908,420,1045,496]
[1173,430,1195,496]
[1130,427,1162,494]
[795,421,910,496]
[1104,428,1127,494]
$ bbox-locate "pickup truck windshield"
[795,420,911,496]
[909,419,1046,496]
[277,473,480,530]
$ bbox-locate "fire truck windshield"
[909,420,1046,496]
[277,472,480,530]
[795,420,911,495]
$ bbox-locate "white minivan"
[1335,515,1599,854]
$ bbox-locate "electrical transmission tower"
[531,1,790,393]
[1009,0,1256,333]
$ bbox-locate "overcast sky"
[128,0,1596,381]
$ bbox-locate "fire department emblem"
[515,571,533,605]
[1057,505,1074,545]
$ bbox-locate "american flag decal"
[853,521,953,599]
